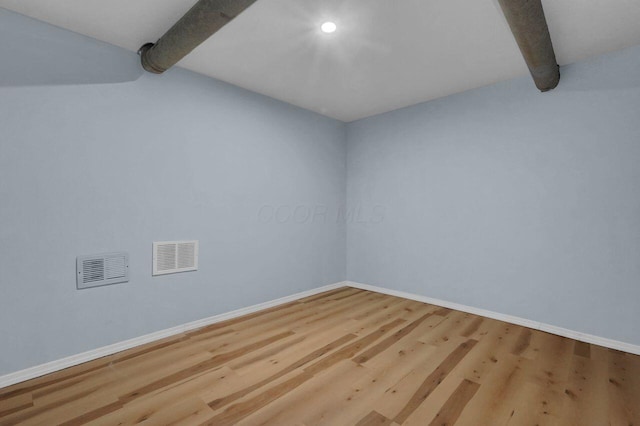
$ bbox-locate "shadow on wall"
[0,8,143,87]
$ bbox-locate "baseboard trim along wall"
[345,281,640,356]
[0,282,346,389]
[3,279,639,389]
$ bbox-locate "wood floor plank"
[207,333,357,410]
[326,341,440,425]
[370,336,473,423]
[452,353,528,426]
[517,333,575,422]
[451,321,523,384]
[289,292,394,336]
[119,331,294,404]
[0,393,32,418]
[233,360,369,426]
[511,328,533,357]
[573,341,591,359]
[87,367,235,426]
[400,372,469,425]
[351,296,408,321]
[0,383,120,426]
[460,317,484,338]
[415,311,475,347]
[207,370,313,424]
[607,349,640,425]
[354,411,394,426]
[554,355,609,426]
[0,333,174,403]
[1,288,639,425]
[225,322,356,379]
[392,339,478,424]
[151,398,215,426]
[427,378,480,426]
[458,332,573,425]
[303,319,406,376]
[353,311,437,364]
[400,338,495,426]
[129,396,215,426]
[218,319,421,424]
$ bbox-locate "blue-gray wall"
[0,9,346,375]
[3,6,640,378]
[347,45,640,346]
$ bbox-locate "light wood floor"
[1,288,639,425]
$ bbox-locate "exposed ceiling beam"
[497,0,560,91]
[140,0,561,94]
[139,0,258,74]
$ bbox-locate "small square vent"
[77,252,129,289]
[153,240,199,276]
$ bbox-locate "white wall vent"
[77,252,129,289]
[153,240,199,276]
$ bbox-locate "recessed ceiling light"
[321,22,337,34]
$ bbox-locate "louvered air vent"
[153,240,199,276]
[77,252,129,289]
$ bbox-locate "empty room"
[1,0,639,424]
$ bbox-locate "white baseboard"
[346,281,640,356]
[0,282,347,389]
[3,279,637,390]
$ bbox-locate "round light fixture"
[320,21,337,33]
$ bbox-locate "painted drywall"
[2,4,640,379]
[347,44,640,346]
[0,9,346,375]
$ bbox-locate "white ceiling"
[2,0,640,121]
